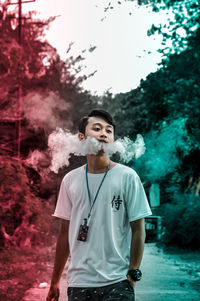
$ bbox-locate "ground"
[0,245,54,300]
[22,243,200,301]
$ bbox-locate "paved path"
[23,243,200,301]
[136,243,200,301]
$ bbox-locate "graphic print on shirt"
[111,195,123,212]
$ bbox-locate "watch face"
[135,270,142,281]
[128,269,142,281]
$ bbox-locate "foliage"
[0,1,95,158]
[0,1,87,97]
[148,0,200,61]
[0,1,98,249]
[161,193,200,249]
[0,157,56,249]
[108,12,200,194]
[98,89,149,139]
[0,0,199,252]
[97,0,200,250]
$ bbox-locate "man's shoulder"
[116,163,138,178]
[62,165,84,182]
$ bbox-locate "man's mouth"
[98,140,107,143]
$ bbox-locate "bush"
[0,156,56,249]
[161,193,200,249]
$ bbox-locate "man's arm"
[46,219,70,301]
[127,218,146,288]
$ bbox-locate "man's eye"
[93,127,100,131]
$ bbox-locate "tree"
[0,1,95,157]
[103,0,200,249]
[0,1,97,249]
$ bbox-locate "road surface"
[23,243,200,301]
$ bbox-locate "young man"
[46,109,152,301]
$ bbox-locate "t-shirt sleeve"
[124,172,152,222]
[52,175,72,220]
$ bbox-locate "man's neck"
[86,155,110,174]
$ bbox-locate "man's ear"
[78,132,85,141]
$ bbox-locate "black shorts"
[67,279,135,301]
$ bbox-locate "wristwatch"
[127,269,142,281]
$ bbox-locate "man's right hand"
[46,220,70,301]
[46,284,60,301]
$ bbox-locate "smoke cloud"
[134,118,191,182]
[48,128,146,173]
[22,91,71,130]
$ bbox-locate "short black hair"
[78,109,115,134]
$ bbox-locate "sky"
[18,0,171,95]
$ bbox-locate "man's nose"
[99,129,107,138]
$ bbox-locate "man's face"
[84,116,114,143]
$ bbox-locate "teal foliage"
[147,0,200,59]
[105,0,200,250]
[80,0,200,250]
[161,194,200,249]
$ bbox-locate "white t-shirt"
[53,163,152,287]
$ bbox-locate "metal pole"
[17,85,22,159]
[6,0,36,158]
[18,0,22,45]
[17,0,22,159]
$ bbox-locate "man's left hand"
[127,275,136,288]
